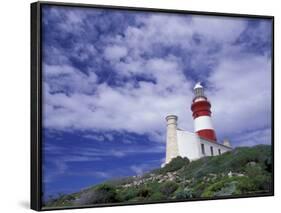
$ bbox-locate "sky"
[41,5,272,199]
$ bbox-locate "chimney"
[165,115,179,164]
[223,139,231,147]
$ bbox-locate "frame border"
[31,2,42,211]
[31,1,274,211]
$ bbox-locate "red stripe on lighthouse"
[193,110,211,119]
[191,100,211,119]
[196,129,217,142]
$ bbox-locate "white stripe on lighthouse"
[194,115,214,132]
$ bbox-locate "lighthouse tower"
[163,81,232,166]
[191,82,217,142]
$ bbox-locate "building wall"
[198,137,232,158]
[176,130,201,160]
[172,130,232,163]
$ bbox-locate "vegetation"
[76,184,118,205]
[154,156,190,174]
[44,145,272,208]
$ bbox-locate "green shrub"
[244,164,270,191]
[119,187,139,201]
[149,192,166,201]
[190,179,210,197]
[44,193,78,207]
[213,181,237,197]
[264,156,272,173]
[77,184,118,205]
[158,157,190,174]
[201,178,232,197]
[160,181,179,197]
[201,176,259,197]
[175,187,193,199]
[235,177,256,193]
[138,187,152,198]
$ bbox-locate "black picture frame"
[31,1,274,211]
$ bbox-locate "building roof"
[194,82,203,90]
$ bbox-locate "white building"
[164,83,232,165]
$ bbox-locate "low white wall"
[176,130,201,160]
[176,130,232,161]
[199,137,232,158]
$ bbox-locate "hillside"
[44,144,272,208]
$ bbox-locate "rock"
[247,161,257,166]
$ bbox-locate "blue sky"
[41,5,272,199]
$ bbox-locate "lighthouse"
[191,82,217,142]
[164,82,231,165]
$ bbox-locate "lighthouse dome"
[194,82,203,90]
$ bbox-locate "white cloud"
[43,11,272,146]
[83,134,106,142]
[104,45,128,61]
[192,15,247,43]
[231,128,271,147]
[43,63,98,94]
[43,64,77,76]
[44,80,192,138]
[208,53,271,139]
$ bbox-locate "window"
[210,146,214,156]
[218,149,221,155]
[201,144,205,155]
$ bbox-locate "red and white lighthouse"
[191,82,217,142]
